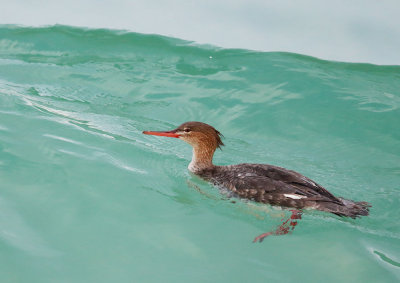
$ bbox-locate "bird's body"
[195,163,369,218]
[143,121,370,219]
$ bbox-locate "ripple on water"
[0,25,399,282]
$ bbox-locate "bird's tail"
[316,198,371,218]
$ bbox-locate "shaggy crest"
[175,121,224,149]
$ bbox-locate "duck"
[143,121,370,241]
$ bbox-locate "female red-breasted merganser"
[143,121,370,241]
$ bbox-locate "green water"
[0,25,399,282]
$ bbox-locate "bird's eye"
[184,128,191,133]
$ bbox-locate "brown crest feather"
[176,121,224,149]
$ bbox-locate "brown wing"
[226,163,342,204]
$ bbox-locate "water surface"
[0,25,399,282]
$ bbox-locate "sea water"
[0,25,399,282]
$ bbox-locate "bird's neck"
[188,145,216,173]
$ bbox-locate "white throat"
[188,147,214,173]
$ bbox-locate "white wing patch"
[283,194,306,200]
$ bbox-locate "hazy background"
[1,0,399,65]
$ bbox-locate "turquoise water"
[0,25,399,282]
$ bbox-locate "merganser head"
[143,121,224,150]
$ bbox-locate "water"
[0,25,399,282]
